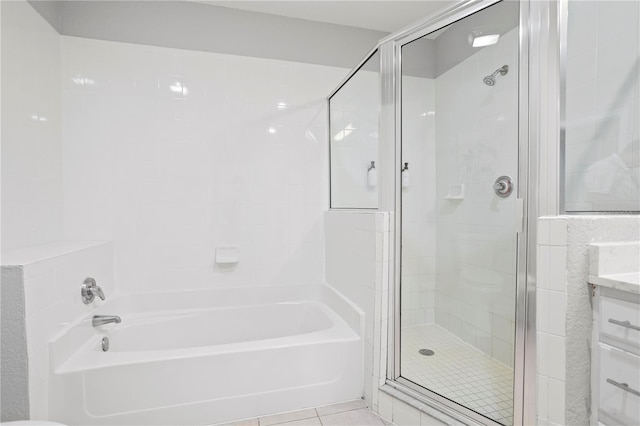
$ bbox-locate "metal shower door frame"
[378,1,539,425]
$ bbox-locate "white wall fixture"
[401,163,410,188]
[367,161,378,188]
[442,184,464,200]
[215,246,240,264]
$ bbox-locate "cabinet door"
[598,343,640,425]
[601,296,640,353]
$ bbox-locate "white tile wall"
[400,77,436,328]
[564,0,640,212]
[60,36,349,293]
[375,389,448,426]
[536,216,567,426]
[2,241,114,419]
[536,215,640,426]
[433,28,519,366]
[1,0,63,250]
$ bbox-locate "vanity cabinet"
[591,285,640,426]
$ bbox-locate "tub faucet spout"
[92,315,122,327]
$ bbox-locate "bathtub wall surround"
[49,284,363,425]
[61,36,349,293]
[536,215,640,426]
[0,241,114,421]
[1,0,63,250]
[323,210,390,409]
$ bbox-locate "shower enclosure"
[329,0,533,424]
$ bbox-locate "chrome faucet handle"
[92,285,105,301]
[81,277,105,304]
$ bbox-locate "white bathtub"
[49,285,363,425]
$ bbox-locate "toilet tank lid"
[1,422,66,425]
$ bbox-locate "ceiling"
[193,1,456,33]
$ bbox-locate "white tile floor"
[401,324,514,426]
[218,399,392,426]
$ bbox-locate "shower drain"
[419,349,435,356]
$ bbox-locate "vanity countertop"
[588,241,639,294]
[589,272,640,294]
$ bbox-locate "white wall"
[1,0,63,250]
[434,28,519,366]
[400,76,436,327]
[1,266,29,421]
[564,0,640,212]
[60,36,347,293]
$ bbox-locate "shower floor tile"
[401,324,514,426]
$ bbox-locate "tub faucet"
[92,315,122,327]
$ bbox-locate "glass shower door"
[398,2,520,425]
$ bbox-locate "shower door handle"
[493,176,514,198]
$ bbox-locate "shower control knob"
[493,176,514,198]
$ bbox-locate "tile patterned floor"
[218,399,391,426]
[401,324,514,426]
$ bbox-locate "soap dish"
[215,246,240,264]
[444,184,464,200]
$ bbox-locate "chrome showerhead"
[483,75,496,86]
[483,65,509,86]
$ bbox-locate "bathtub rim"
[50,283,364,372]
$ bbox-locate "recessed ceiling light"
[472,34,500,47]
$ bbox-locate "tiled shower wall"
[61,36,348,293]
[434,28,519,366]
[400,76,436,328]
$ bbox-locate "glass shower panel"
[399,2,519,425]
[563,1,640,212]
[329,50,380,209]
